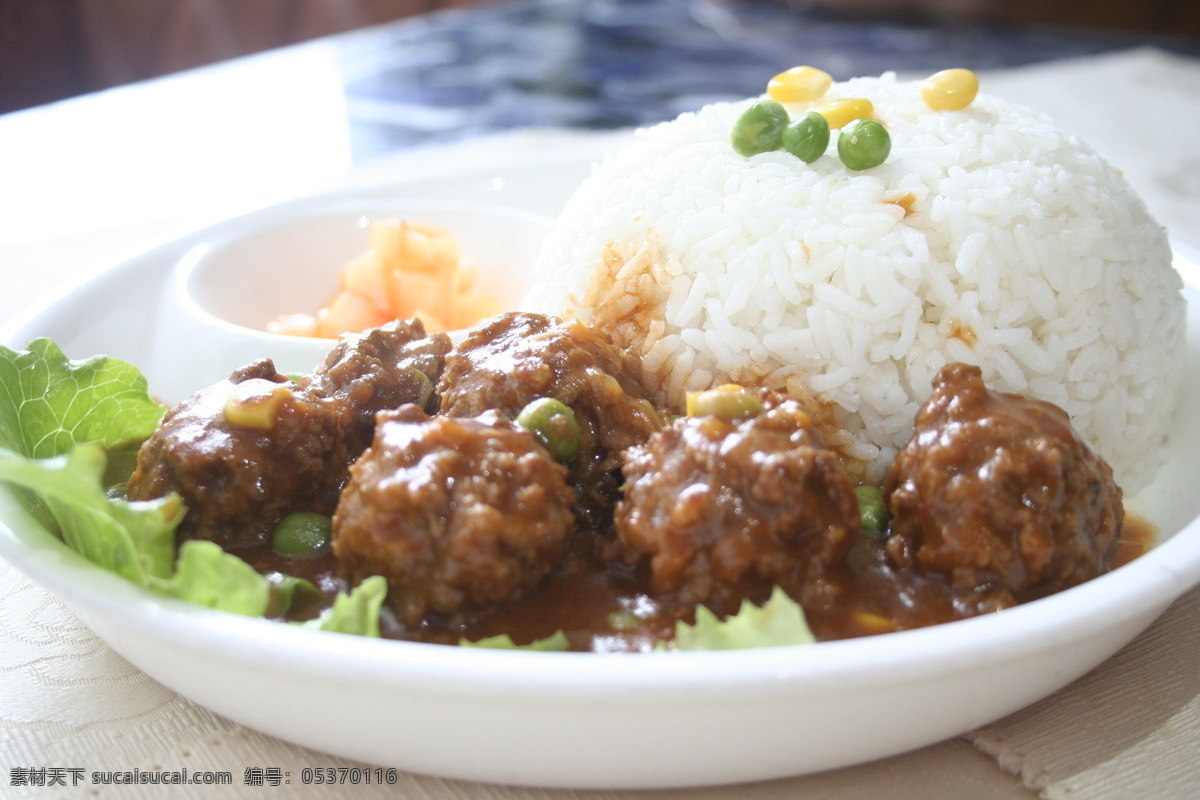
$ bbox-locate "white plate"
[1,157,1199,790]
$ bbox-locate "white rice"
[524,72,1187,491]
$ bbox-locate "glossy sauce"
[235,512,1157,651]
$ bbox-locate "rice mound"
[524,72,1187,492]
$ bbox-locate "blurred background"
[3,0,1199,117]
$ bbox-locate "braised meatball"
[437,311,663,526]
[128,319,450,548]
[301,317,451,453]
[615,399,860,614]
[127,359,349,548]
[333,406,575,627]
[883,363,1124,605]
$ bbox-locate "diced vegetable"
[272,511,333,557]
[685,385,764,422]
[516,397,580,462]
[854,485,888,537]
[605,610,643,631]
[920,68,979,111]
[781,111,830,164]
[853,610,895,635]
[268,219,500,338]
[814,97,874,130]
[838,118,891,170]
[767,66,832,104]
[319,290,394,336]
[223,380,294,430]
[402,367,436,414]
[730,99,789,156]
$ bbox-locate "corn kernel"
[224,379,294,430]
[686,384,764,421]
[920,68,979,111]
[767,66,832,104]
[853,611,895,635]
[813,97,874,130]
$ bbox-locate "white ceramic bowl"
[149,197,552,403]
[2,162,1199,790]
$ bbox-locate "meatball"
[300,317,451,453]
[127,359,349,548]
[883,362,1124,604]
[333,406,575,627]
[614,399,860,613]
[128,319,451,549]
[437,311,663,526]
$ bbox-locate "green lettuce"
[264,572,320,618]
[152,540,272,616]
[299,576,388,637]
[0,339,166,458]
[0,443,181,583]
[460,630,571,651]
[664,587,816,651]
[0,443,281,616]
[0,341,290,618]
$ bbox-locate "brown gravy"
[235,512,1158,651]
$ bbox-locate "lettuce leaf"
[454,589,814,653]
[0,339,392,636]
[299,576,388,637]
[0,444,181,583]
[664,587,816,651]
[460,630,571,651]
[0,339,165,459]
[0,340,286,620]
[150,540,273,616]
[264,572,321,618]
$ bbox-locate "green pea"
[516,397,580,462]
[838,118,891,171]
[781,111,830,164]
[272,512,333,557]
[854,485,889,538]
[731,99,789,157]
